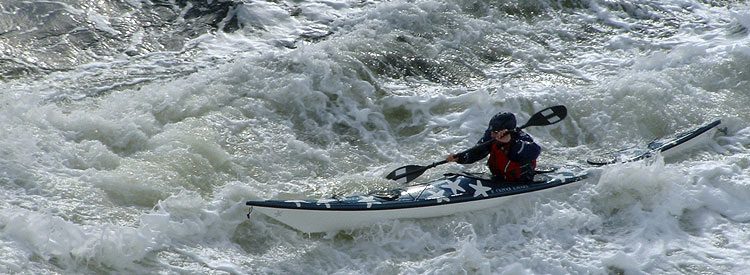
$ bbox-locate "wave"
[1,0,750,273]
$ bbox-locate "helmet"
[489,112,516,131]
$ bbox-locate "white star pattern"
[550,171,571,183]
[440,180,466,195]
[426,189,450,203]
[357,196,380,208]
[469,181,491,197]
[316,198,337,209]
[285,200,306,207]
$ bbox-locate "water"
[1,0,750,273]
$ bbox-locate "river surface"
[2,0,750,273]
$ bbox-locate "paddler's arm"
[446,129,493,164]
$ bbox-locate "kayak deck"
[246,166,588,211]
[246,169,589,233]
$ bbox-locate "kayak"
[246,120,721,233]
[585,119,722,165]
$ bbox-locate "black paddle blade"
[586,155,617,166]
[520,105,567,129]
[385,165,428,184]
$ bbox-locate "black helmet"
[489,112,516,131]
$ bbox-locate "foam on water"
[2,0,750,273]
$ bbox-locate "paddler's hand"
[446,154,458,162]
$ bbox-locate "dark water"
[1,0,750,273]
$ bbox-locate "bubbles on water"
[2,0,750,273]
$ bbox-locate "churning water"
[2,0,750,273]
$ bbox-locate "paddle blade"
[586,155,617,166]
[520,105,567,129]
[385,165,428,184]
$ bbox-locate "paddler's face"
[491,129,512,143]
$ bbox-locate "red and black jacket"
[453,129,541,182]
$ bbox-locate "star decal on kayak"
[316,198,337,209]
[440,180,466,195]
[550,170,575,183]
[285,200,307,208]
[469,181,491,197]
[426,189,450,203]
[357,196,380,208]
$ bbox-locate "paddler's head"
[489,112,517,132]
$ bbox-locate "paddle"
[385,105,568,183]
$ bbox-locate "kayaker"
[446,111,541,182]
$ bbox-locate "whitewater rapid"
[2,0,750,274]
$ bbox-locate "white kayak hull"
[251,185,554,233]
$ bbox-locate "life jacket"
[487,142,537,182]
